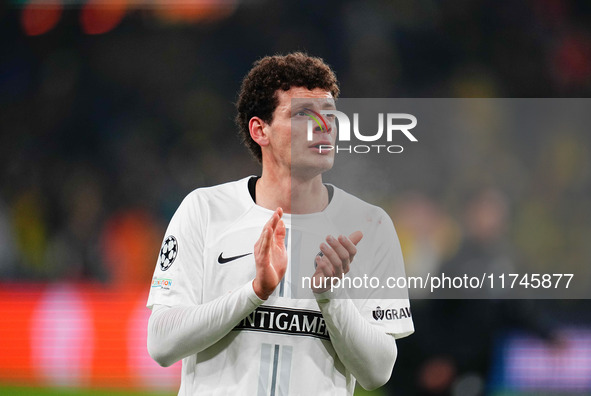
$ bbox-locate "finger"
[260,209,281,242]
[319,242,343,276]
[337,235,358,259]
[319,242,340,266]
[266,210,280,232]
[341,232,362,274]
[348,231,363,245]
[274,218,286,241]
[315,255,335,278]
[326,235,350,262]
[270,207,283,231]
[257,227,270,258]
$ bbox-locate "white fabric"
[147,176,413,395]
[314,290,397,390]
[148,281,264,367]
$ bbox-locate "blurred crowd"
[1,0,589,283]
[1,0,591,394]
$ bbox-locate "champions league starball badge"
[158,235,178,271]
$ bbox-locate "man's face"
[265,87,337,178]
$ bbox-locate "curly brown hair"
[235,52,340,162]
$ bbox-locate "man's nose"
[314,115,332,134]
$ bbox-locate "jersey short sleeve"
[147,191,205,308]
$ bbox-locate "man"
[147,52,413,395]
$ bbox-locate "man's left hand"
[311,231,363,293]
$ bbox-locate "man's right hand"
[252,208,287,300]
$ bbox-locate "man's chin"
[291,159,334,180]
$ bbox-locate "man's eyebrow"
[291,101,336,111]
[292,102,315,110]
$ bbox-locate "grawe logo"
[372,306,412,321]
[372,306,385,321]
[305,109,417,154]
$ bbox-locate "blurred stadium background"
[1,0,591,395]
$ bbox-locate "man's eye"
[295,111,308,117]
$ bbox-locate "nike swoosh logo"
[217,252,252,264]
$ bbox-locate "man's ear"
[249,117,269,147]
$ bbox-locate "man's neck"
[256,170,328,214]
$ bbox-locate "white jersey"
[147,177,413,395]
